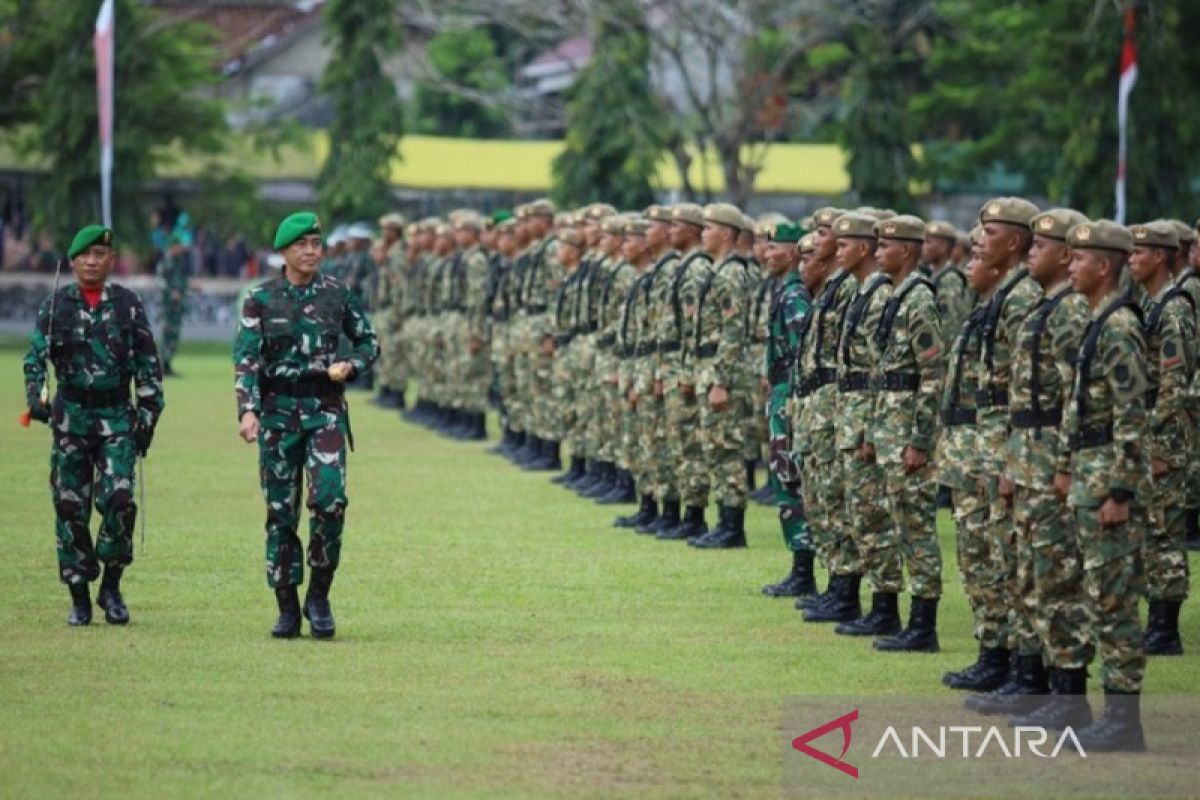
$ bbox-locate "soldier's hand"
[134,425,154,458]
[1151,457,1168,479]
[1052,472,1071,502]
[1099,496,1130,528]
[680,383,695,399]
[859,442,876,464]
[28,403,50,425]
[327,361,354,383]
[468,336,484,355]
[239,411,260,444]
[998,475,1015,505]
[542,336,555,357]
[902,445,927,474]
[708,383,729,412]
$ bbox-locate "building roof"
[152,1,324,73]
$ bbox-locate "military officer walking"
[24,224,165,626]
[234,212,379,640]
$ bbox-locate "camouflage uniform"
[867,269,943,600]
[156,248,189,369]
[973,265,1041,650]
[595,250,636,470]
[458,243,492,415]
[795,268,859,576]
[1059,288,1149,694]
[667,247,713,515]
[630,251,674,500]
[375,239,408,395]
[233,273,378,588]
[24,283,165,584]
[1006,279,1091,665]
[836,270,901,592]
[522,235,562,441]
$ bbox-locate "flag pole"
[94,0,115,228]
[1114,6,1137,224]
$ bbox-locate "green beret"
[769,222,803,243]
[1067,220,1133,254]
[875,214,926,243]
[491,209,514,225]
[1031,208,1089,241]
[1129,221,1179,250]
[833,212,878,239]
[979,197,1039,229]
[274,212,322,250]
[67,224,114,259]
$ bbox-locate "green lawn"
[1,345,1196,799]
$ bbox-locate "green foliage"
[915,0,1200,219]
[3,0,226,255]
[552,1,663,209]
[316,0,404,223]
[413,27,510,138]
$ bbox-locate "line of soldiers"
[370,195,1199,753]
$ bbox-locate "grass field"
[2,344,1197,799]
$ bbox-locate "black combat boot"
[660,505,706,540]
[874,597,940,652]
[489,426,513,456]
[641,498,680,535]
[162,360,177,378]
[67,582,92,627]
[271,585,302,639]
[597,469,636,505]
[1186,508,1200,551]
[373,387,401,409]
[762,551,817,597]
[564,458,594,491]
[554,456,587,486]
[936,484,953,509]
[395,386,406,410]
[1009,667,1092,730]
[506,430,530,462]
[571,460,603,495]
[1074,690,1145,752]
[795,574,836,611]
[96,565,130,625]
[1143,599,1184,656]
[464,412,487,441]
[966,653,1048,715]
[513,434,541,467]
[944,645,1011,691]
[526,438,561,471]
[615,494,657,529]
[834,591,901,637]
[448,409,472,439]
[303,568,336,640]
[803,574,862,623]
[689,506,747,549]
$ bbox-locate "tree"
[2,0,226,250]
[551,0,662,208]
[316,0,405,223]
[413,27,511,138]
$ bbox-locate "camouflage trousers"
[509,317,531,435]
[550,343,577,446]
[619,369,638,474]
[953,481,1007,648]
[492,326,516,423]
[801,447,858,574]
[529,324,555,440]
[841,449,903,592]
[159,296,184,365]
[634,387,664,498]
[375,310,407,391]
[50,430,137,585]
[403,318,426,402]
[664,382,703,507]
[1076,505,1146,693]
[426,316,452,406]
[565,336,597,459]
[1013,484,1089,666]
[258,421,348,589]
[698,382,749,509]
[880,461,942,599]
[454,321,490,414]
[593,352,621,463]
[1146,471,1191,603]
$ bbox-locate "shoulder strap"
[811,271,852,373]
[1026,285,1073,427]
[840,275,891,367]
[873,275,934,351]
[982,270,1027,372]
[1075,299,1142,420]
[945,303,991,410]
[1146,285,1195,334]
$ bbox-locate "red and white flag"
[1114,6,1136,224]
[94,0,115,228]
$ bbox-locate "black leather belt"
[1011,408,1063,429]
[812,367,837,388]
[597,333,616,348]
[977,386,1010,408]
[1069,423,1113,450]
[696,343,718,359]
[261,374,343,401]
[555,333,575,347]
[493,312,509,322]
[941,407,976,426]
[635,342,656,357]
[658,340,681,354]
[839,371,870,392]
[586,321,599,333]
[874,371,919,392]
[1145,388,1158,410]
[57,384,130,408]
[524,304,548,314]
[620,346,634,359]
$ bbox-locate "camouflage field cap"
[798,232,818,253]
[1067,220,1133,254]
[1161,219,1194,246]
[703,203,750,232]
[1129,221,1179,250]
[812,207,845,228]
[1030,208,1089,241]
[624,217,651,236]
[833,212,878,239]
[526,198,556,218]
[645,204,675,223]
[378,212,407,230]
[979,197,1039,228]
[924,220,957,242]
[875,214,926,243]
[672,203,705,227]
